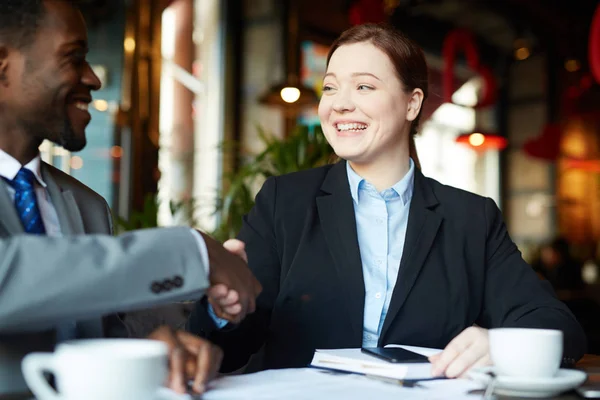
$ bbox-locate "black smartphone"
[361,347,429,363]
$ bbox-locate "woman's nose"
[332,91,355,113]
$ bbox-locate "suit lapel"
[42,163,106,338]
[316,161,365,340]
[41,164,85,235]
[0,180,24,235]
[380,170,442,342]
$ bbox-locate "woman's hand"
[429,326,492,378]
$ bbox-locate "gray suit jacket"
[0,162,209,393]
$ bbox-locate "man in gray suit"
[0,0,261,395]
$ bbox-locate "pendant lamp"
[455,131,507,151]
[258,0,318,108]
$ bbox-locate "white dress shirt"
[0,149,62,236]
[346,159,415,347]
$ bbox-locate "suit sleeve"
[477,198,587,363]
[0,227,209,333]
[187,177,281,372]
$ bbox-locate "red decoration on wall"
[590,3,600,85]
[523,123,563,161]
[348,0,386,25]
[442,29,497,108]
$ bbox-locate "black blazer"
[188,161,586,372]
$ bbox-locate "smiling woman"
[318,25,427,191]
[187,23,586,378]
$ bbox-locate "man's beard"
[26,105,87,152]
[56,115,86,152]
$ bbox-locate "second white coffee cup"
[489,328,563,378]
[21,339,169,400]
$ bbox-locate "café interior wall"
[240,0,286,157]
[558,115,600,245]
[70,6,127,209]
[504,53,556,254]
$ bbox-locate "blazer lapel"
[41,164,106,338]
[41,164,85,235]
[0,180,24,235]
[380,170,442,342]
[316,161,365,340]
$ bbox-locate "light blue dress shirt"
[209,159,416,342]
[346,159,415,347]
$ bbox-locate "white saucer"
[468,366,587,398]
[154,387,192,400]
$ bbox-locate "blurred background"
[47,0,600,350]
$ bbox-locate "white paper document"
[384,343,443,357]
[309,344,442,380]
[201,368,484,400]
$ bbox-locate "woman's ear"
[406,88,424,122]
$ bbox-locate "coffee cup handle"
[21,353,63,400]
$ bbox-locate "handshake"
[198,232,262,324]
[151,232,261,395]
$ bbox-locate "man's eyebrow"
[63,39,89,51]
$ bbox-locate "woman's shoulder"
[421,173,491,206]
[419,173,499,224]
[256,163,339,210]
[268,163,337,191]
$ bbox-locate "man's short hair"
[0,0,47,49]
[0,0,80,49]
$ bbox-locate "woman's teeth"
[337,123,367,131]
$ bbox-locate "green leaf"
[210,124,335,241]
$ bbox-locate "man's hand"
[148,326,223,394]
[199,233,262,324]
[207,239,249,323]
[429,326,491,378]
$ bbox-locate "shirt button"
[376,218,383,224]
[376,259,383,266]
[375,292,381,299]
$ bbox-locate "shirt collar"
[346,158,415,206]
[0,148,47,188]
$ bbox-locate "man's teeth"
[74,102,89,111]
[337,123,367,131]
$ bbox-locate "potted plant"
[211,124,334,241]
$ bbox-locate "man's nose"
[82,63,102,91]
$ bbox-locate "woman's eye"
[322,85,334,92]
[357,84,373,90]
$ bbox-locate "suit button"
[173,276,184,288]
[163,279,173,291]
[151,282,162,294]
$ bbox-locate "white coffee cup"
[21,339,169,400]
[489,328,563,378]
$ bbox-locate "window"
[415,78,501,206]
[158,0,225,230]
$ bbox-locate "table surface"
[4,355,600,400]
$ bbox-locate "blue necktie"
[6,168,46,234]
[6,168,77,341]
